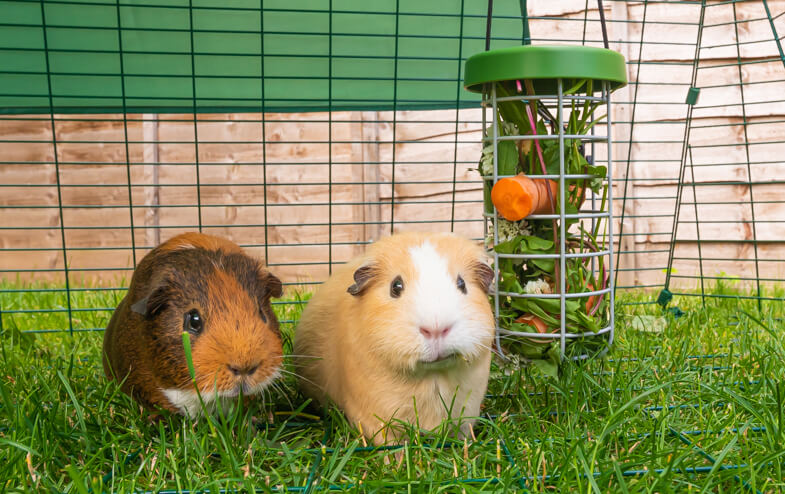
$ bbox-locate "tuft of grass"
[0,280,783,492]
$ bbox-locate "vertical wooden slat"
[360,111,383,244]
[611,0,637,288]
[142,113,160,249]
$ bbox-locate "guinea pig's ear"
[259,269,283,300]
[471,260,495,294]
[130,284,170,319]
[347,262,379,296]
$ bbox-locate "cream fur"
[294,232,495,444]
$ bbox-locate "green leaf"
[567,308,600,332]
[499,271,523,293]
[483,180,494,215]
[530,258,555,273]
[541,140,561,175]
[529,296,580,315]
[532,358,559,378]
[510,298,560,327]
[496,84,530,131]
[494,236,523,254]
[569,144,589,175]
[586,164,607,193]
[545,343,562,364]
[521,235,553,251]
[535,118,548,136]
[497,139,519,176]
[564,78,587,95]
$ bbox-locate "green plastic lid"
[464,45,627,94]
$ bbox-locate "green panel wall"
[0,0,528,113]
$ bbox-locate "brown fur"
[155,232,243,254]
[294,232,495,444]
[103,232,283,415]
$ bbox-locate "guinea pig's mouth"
[218,368,281,398]
[417,353,464,371]
[219,381,257,398]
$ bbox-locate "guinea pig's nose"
[419,325,451,339]
[227,363,259,376]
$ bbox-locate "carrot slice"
[515,314,552,345]
[515,314,549,333]
[491,173,558,221]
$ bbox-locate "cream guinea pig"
[103,232,283,417]
[294,232,495,444]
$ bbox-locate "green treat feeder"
[465,45,627,362]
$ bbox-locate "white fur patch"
[409,242,462,333]
[162,369,280,418]
[408,242,487,364]
[162,388,216,418]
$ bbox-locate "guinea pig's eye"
[184,309,203,335]
[390,276,404,298]
[457,275,467,294]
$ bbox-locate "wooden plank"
[142,113,161,249]
[359,111,384,244]
[611,0,638,288]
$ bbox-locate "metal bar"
[188,0,203,232]
[490,84,502,358]
[762,0,785,68]
[558,77,567,357]
[449,0,466,233]
[389,0,400,235]
[496,286,612,300]
[687,146,706,306]
[614,0,648,290]
[328,0,333,273]
[664,0,706,293]
[733,1,762,311]
[38,0,73,335]
[604,79,615,351]
[260,3,270,269]
[115,0,137,268]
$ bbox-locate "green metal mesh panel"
[0,0,532,113]
[658,1,785,305]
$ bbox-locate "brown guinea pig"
[103,232,283,417]
[293,232,495,444]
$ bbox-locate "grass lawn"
[1,281,783,492]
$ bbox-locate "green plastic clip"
[686,87,700,105]
[657,289,673,307]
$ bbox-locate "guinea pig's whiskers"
[472,341,499,355]
[277,368,326,392]
[270,381,295,409]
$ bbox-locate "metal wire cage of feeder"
[464,45,627,361]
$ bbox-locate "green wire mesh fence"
[0,0,784,490]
